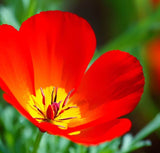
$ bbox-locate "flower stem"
[32,132,43,153]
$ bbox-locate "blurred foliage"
[0,0,160,153]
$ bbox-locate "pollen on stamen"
[40,87,45,105]
[27,86,82,130]
[51,87,55,104]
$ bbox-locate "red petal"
[72,50,144,125]
[3,90,37,126]
[0,25,35,103]
[66,118,131,146]
[19,11,96,91]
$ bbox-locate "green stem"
[25,0,37,20]
[32,132,43,153]
[132,113,160,144]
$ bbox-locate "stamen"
[51,87,55,104]
[33,105,45,116]
[58,100,62,105]
[30,87,80,130]
[62,89,74,107]
[58,106,77,116]
[34,118,48,121]
[58,110,65,116]
[64,106,77,110]
[58,117,77,120]
[54,87,58,102]
[40,87,45,105]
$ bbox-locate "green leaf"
[120,134,133,152]
[129,140,151,152]
[0,139,10,153]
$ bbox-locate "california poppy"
[151,0,160,7]
[0,11,144,145]
[147,37,160,95]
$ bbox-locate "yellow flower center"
[26,86,81,130]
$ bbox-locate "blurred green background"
[0,0,160,153]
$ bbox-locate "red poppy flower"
[0,11,144,145]
[151,0,160,7]
[147,37,160,94]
